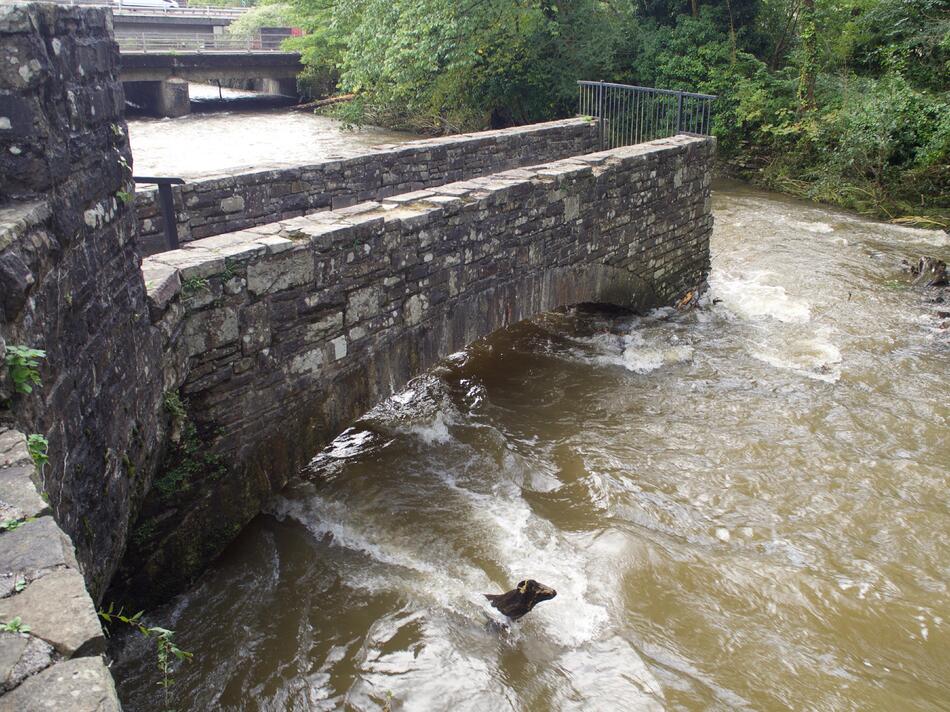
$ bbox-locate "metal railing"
[578,80,716,150]
[117,32,287,53]
[134,176,184,251]
[43,1,250,16]
[112,5,250,18]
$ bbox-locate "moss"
[155,390,226,500]
[81,515,94,543]
[131,518,158,549]
[121,452,136,480]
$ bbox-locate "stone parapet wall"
[115,135,715,603]
[0,427,120,710]
[134,118,601,255]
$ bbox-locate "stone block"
[0,464,48,521]
[0,430,30,469]
[142,260,181,314]
[220,195,246,214]
[0,568,103,656]
[182,306,239,357]
[0,516,78,583]
[346,285,382,323]
[0,655,119,712]
[247,249,314,295]
[153,248,225,282]
[0,632,53,693]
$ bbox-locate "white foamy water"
[709,270,812,323]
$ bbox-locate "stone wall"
[113,135,715,604]
[0,2,164,607]
[134,118,601,255]
[0,427,119,710]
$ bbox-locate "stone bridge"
[0,4,712,707]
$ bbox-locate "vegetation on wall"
[276,0,948,223]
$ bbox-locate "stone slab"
[0,569,103,657]
[0,516,78,582]
[0,656,120,712]
[0,464,48,520]
[0,632,53,692]
[0,430,30,469]
[142,260,181,312]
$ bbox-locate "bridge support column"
[124,78,190,118]
[256,77,298,97]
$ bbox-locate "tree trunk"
[798,0,817,111]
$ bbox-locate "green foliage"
[162,390,187,419]
[4,345,45,395]
[0,517,33,532]
[98,603,193,712]
[198,0,259,6]
[116,190,133,205]
[27,434,49,469]
[155,391,227,500]
[132,518,158,548]
[227,2,294,38]
[182,277,210,295]
[0,617,30,633]
[286,0,948,221]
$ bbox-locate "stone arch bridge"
[121,132,713,602]
[0,10,713,691]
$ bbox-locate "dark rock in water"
[484,579,557,621]
[906,256,948,287]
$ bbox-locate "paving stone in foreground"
[0,632,54,692]
[0,569,104,657]
[0,656,119,712]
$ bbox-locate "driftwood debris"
[291,93,356,112]
[484,579,557,621]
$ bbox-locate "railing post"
[134,177,185,251]
[676,92,683,134]
[597,80,605,150]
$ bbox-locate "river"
[115,104,949,711]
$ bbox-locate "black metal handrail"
[134,176,184,250]
[578,80,716,150]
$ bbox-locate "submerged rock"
[906,256,948,287]
[484,579,557,621]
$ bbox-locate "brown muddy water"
[126,87,416,181]
[117,113,949,711]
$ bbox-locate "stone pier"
[124,77,191,117]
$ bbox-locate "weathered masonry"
[0,3,713,707]
[134,118,600,255]
[116,135,714,603]
[0,4,149,708]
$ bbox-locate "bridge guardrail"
[579,80,716,150]
[116,32,286,53]
[113,5,250,19]
[45,1,250,18]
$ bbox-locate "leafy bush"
[286,0,948,221]
[4,345,45,395]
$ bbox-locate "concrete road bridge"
[46,2,302,116]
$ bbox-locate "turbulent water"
[115,112,948,710]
